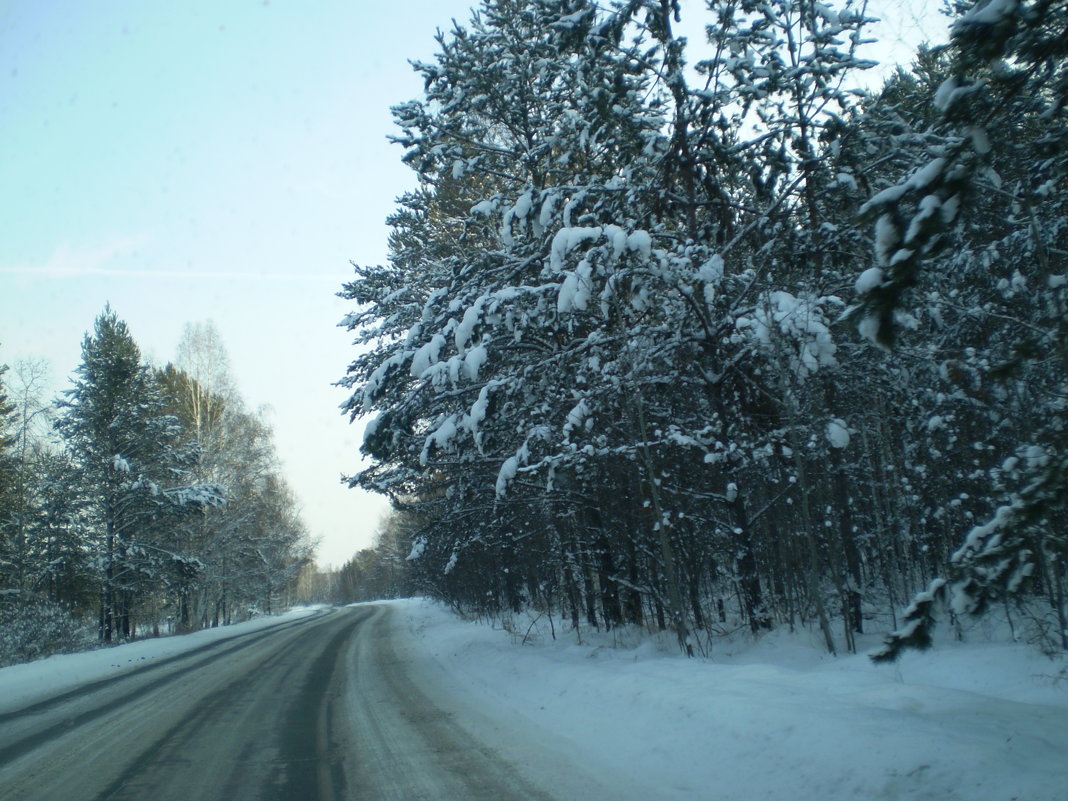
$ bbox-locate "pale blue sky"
[0,0,478,567]
[1,1,945,568]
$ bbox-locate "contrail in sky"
[0,266,342,281]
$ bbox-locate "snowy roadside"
[0,605,325,715]
[388,598,1068,801]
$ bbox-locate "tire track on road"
[0,610,333,769]
[89,610,368,801]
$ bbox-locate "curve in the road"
[0,605,566,801]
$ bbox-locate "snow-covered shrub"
[0,592,96,667]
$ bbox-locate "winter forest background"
[2,0,1066,667]
[0,314,314,665]
[337,0,1067,661]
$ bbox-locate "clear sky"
[0,1,945,569]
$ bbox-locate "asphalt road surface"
[0,606,570,801]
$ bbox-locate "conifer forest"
[338,0,1068,659]
[0,314,312,665]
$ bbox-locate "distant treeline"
[0,313,312,666]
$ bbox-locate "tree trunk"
[729,495,771,632]
[102,496,116,643]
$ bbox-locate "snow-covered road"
[2,601,1066,801]
[0,605,604,801]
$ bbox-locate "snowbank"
[389,599,1068,801]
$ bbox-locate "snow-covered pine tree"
[0,359,53,596]
[0,351,19,590]
[344,0,1068,659]
[863,0,1068,660]
[341,0,682,627]
[0,352,14,449]
[0,353,100,665]
[56,307,218,641]
[23,448,93,612]
[342,0,901,651]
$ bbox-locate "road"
[0,605,569,801]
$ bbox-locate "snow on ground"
[0,606,324,715]
[389,599,1068,801]
[3,599,1064,800]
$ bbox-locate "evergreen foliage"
[342,0,1067,659]
[0,312,311,663]
[0,353,18,550]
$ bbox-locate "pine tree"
[340,0,1065,659]
[0,350,20,589]
[865,0,1068,660]
[56,307,212,641]
[341,0,887,651]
